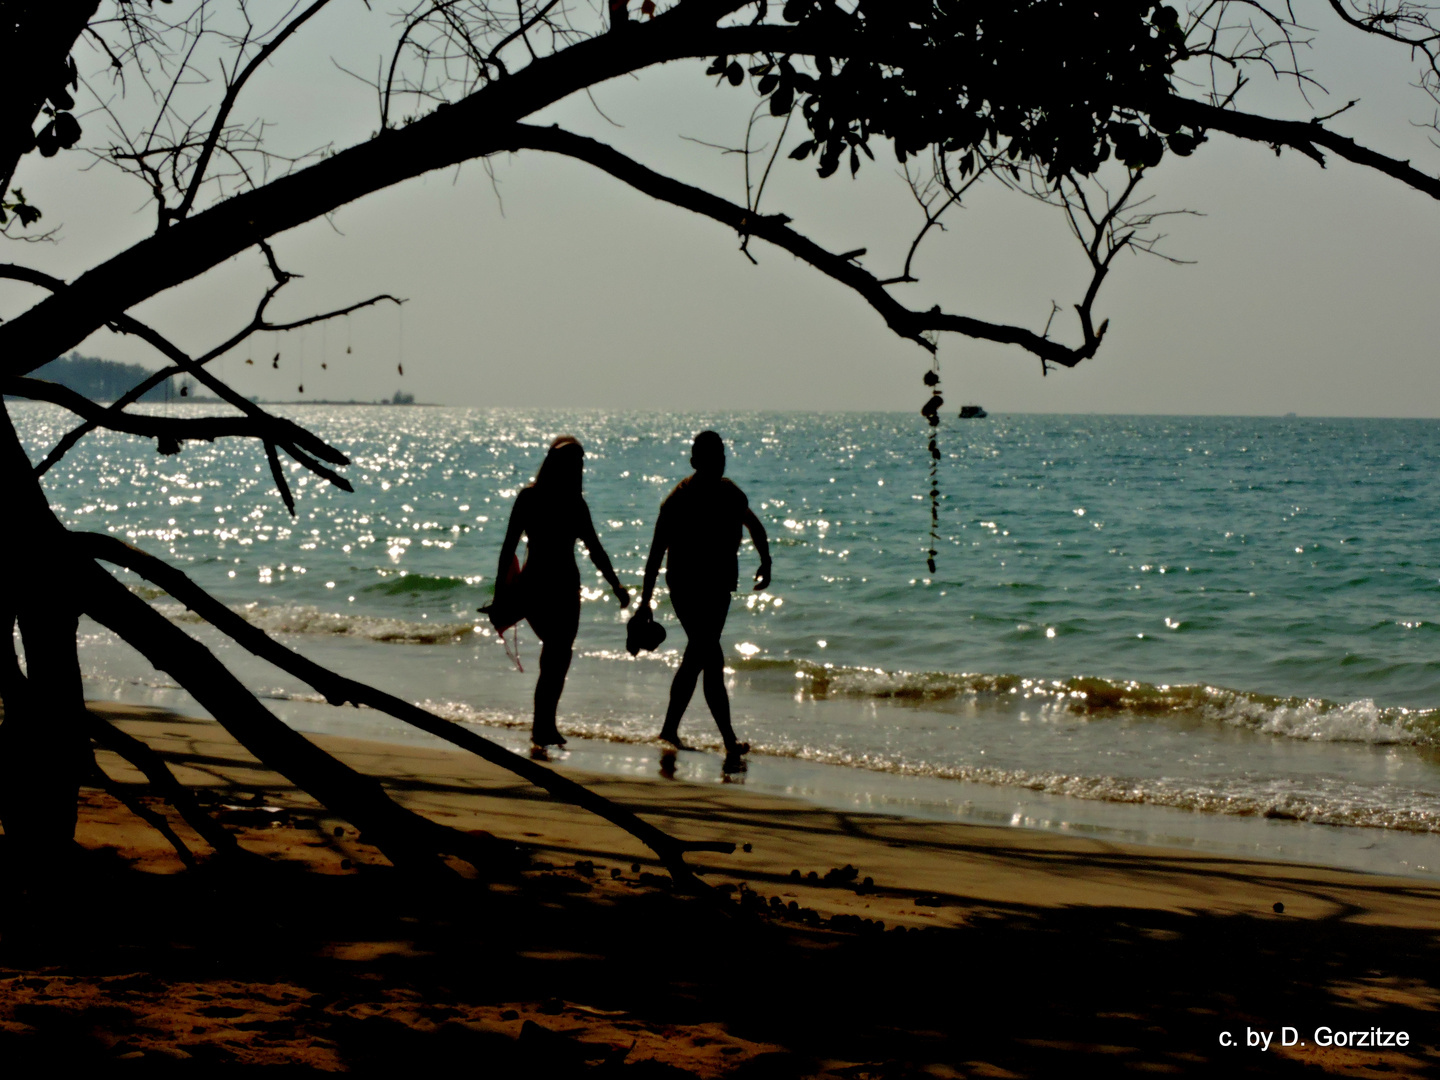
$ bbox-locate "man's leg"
[665,587,744,752]
[661,584,709,744]
[660,645,702,745]
[700,639,745,752]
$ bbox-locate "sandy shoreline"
[3,701,1440,1075]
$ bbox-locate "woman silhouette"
[494,436,630,748]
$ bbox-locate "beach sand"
[2,702,1439,1076]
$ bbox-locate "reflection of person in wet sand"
[495,436,630,749]
[639,431,771,759]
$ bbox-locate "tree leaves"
[770,82,794,116]
[716,0,1203,184]
[782,0,814,23]
[1167,130,1202,157]
[0,188,42,228]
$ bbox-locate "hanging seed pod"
[922,365,943,573]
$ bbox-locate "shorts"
[667,581,731,643]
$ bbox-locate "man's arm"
[743,507,771,591]
[640,509,669,611]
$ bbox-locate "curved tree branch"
[8,9,1437,378]
[78,531,735,879]
[0,16,795,376]
[1165,94,1440,199]
[5,375,291,446]
[0,260,363,486]
[505,123,1105,365]
[79,559,518,878]
[84,707,251,860]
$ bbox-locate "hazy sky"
[6,3,1439,416]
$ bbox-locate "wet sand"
[2,702,1439,1076]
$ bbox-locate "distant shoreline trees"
[7,353,184,404]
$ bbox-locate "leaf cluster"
[0,3,92,230]
[27,54,84,160]
[722,0,1204,181]
[0,186,40,228]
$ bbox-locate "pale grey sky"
[6,3,1439,416]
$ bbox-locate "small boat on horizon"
[958,405,988,419]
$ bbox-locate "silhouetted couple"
[491,431,770,759]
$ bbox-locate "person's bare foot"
[722,747,748,775]
[724,741,750,757]
[532,725,567,748]
[658,727,684,748]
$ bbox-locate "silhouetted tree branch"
[78,532,736,879]
[82,708,251,860]
[506,123,1108,364]
[1164,95,1440,197]
[0,259,381,479]
[78,560,516,878]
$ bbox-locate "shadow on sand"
[3,770,1439,1078]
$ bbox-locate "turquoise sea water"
[17,405,1440,873]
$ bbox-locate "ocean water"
[16,404,1440,876]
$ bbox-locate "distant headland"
[4,353,182,403]
[5,354,431,406]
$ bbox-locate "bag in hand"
[479,556,526,633]
[626,607,667,656]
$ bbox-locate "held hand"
[614,584,632,609]
[753,560,771,591]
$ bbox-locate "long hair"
[533,435,584,495]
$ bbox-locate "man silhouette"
[640,431,771,757]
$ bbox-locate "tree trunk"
[0,606,87,863]
[0,408,90,882]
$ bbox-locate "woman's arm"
[743,507,772,591]
[496,488,527,583]
[579,501,631,607]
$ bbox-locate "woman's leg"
[533,638,573,743]
[527,587,580,745]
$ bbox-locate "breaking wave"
[141,597,1440,745]
[763,660,1440,747]
[154,599,483,645]
[416,698,1440,833]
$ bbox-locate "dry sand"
[2,701,1439,1076]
